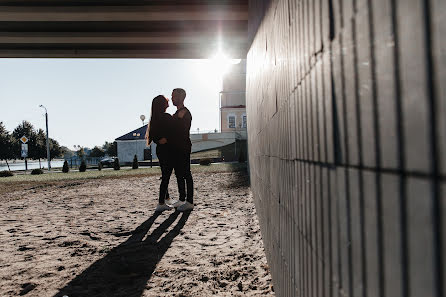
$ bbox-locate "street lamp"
[133,132,140,157]
[39,105,51,171]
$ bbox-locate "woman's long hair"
[146,95,169,146]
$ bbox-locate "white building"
[220,60,247,132]
[115,126,247,164]
[115,126,151,164]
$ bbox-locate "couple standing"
[146,88,194,212]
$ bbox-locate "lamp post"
[140,115,152,166]
[39,105,51,171]
[133,132,140,157]
[219,91,222,133]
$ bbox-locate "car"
[99,157,116,167]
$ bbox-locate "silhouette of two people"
[146,88,194,213]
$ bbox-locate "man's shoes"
[177,201,194,212]
[155,203,171,212]
[172,200,186,208]
[165,198,176,206]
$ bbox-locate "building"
[220,60,247,132]
[115,125,246,164]
[115,125,151,164]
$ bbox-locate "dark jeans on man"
[157,148,172,204]
[173,151,193,203]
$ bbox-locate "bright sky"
[0,59,224,150]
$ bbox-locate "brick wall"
[246,0,445,296]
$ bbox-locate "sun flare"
[195,51,241,82]
[209,51,241,76]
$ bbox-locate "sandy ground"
[0,171,275,297]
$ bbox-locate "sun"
[209,51,241,76]
[195,51,241,82]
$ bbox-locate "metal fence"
[65,157,102,168]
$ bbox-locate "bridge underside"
[0,0,248,58]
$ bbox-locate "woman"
[146,95,176,212]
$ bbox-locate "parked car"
[99,157,116,167]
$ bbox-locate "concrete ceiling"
[0,0,248,58]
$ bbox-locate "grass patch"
[0,163,247,184]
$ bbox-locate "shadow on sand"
[54,210,191,297]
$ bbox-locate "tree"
[61,146,74,159]
[62,160,69,173]
[8,121,65,166]
[12,121,34,140]
[132,155,138,169]
[0,122,14,170]
[77,147,85,159]
[49,138,64,160]
[90,146,105,158]
[79,160,87,172]
[12,121,36,160]
[35,129,47,167]
[102,141,117,157]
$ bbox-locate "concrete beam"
[0,47,247,58]
[0,2,248,58]
[0,5,248,22]
[0,32,247,44]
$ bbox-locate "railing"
[189,127,247,134]
[189,129,220,134]
[65,157,103,168]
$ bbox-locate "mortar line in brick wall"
[389,0,410,295]
[323,40,334,297]
[305,161,312,297]
[344,168,354,297]
[311,163,318,297]
[358,165,368,297]
[351,18,363,167]
[366,0,385,295]
[331,70,343,165]
[313,40,323,297]
[322,40,329,165]
[315,51,322,164]
[335,165,344,296]
[328,0,336,40]
[422,0,443,296]
[351,15,368,297]
[327,165,335,297]
[339,0,345,29]
[339,31,350,166]
[308,60,315,172]
[319,163,326,295]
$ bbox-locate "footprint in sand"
[18,246,34,252]
[19,283,36,295]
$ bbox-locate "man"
[171,88,194,212]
